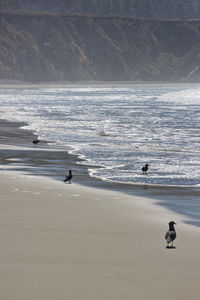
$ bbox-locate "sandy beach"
[0,120,200,300]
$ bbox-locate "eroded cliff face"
[0,12,200,82]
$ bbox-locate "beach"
[0,120,200,300]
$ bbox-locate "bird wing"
[169,231,176,241]
[165,231,172,243]
[65,175,72,181]
[165,231,176,243]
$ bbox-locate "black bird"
[32,139,40,144]
[64,170,73,183]
[165,221,177,248]
[142,163,149,173]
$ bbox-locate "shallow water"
[0,84,200,187]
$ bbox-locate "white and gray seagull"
[165,221,177,248]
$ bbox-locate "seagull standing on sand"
[165,221,177,248]
[142,163,149,173]
[64,170,73,184]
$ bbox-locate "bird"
[64,170,73,183]
[165,221,177,248]
[142,163,149,173]
[32,138,40,144]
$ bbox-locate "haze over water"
[0,84,200,188]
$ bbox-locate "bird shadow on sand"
[166,246,177,249]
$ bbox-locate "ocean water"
[0,84,200,188]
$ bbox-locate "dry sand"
[0,166,200,300]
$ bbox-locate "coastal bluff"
[1,11,200,82]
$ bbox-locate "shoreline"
[0,79,199,89]
[1,119,200,299]
[0,119,200,227]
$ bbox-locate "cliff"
[1,11,200,82]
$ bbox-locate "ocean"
[1,83,200,227]
[0,84,200,188]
